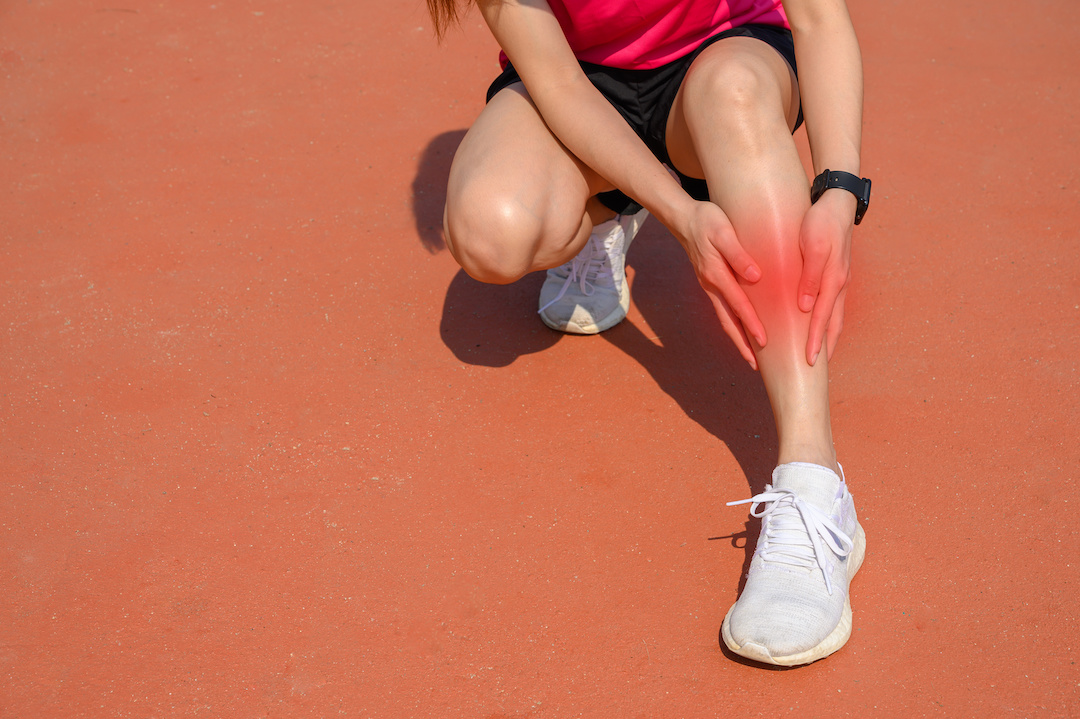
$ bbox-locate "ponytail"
[427,0,472,39]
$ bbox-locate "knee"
[683,57,776,139]
[444,188,542,285]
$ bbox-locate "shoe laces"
[537,222,620,314]
[727,486,854,594]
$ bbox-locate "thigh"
[664,35,801,187]
[445,83,612,271]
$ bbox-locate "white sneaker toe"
[721,462,865,666]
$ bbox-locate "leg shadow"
[425,115,790,651]
[600,223,778,612]
[436,217,778,481]
[412,130,467,254]
[601,222,777,492]
[440,270,560,367]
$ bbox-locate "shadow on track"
[411,129,466,254]
[413,131,776,488]
[603,221,777,489]
[414,129,775,605]
[440,270,560,367]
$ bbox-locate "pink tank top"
[533,0,788,70]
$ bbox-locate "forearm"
[532,74,693,228]
[785,0,863,176]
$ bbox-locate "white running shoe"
[537,209,648,334]
[721,462,866,666]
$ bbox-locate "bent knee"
[444,191,543,285]
[681,44,797,143]
[687,57,775,120]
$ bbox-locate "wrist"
[819,186,858,218]
[649,181,698,240]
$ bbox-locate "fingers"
[806,271,846,365]
[698,262,767,349]
[797,238,829,313]
[718,237,762,283]
[681,201,771,366]
[696,223,767,348]
[725,243,760,282]
[825,286,847,362]
[699,207,762,283]
[707,292,758,371]
[731,289,767,351]
[696,253,764,369]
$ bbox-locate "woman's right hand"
[673,200,767,370]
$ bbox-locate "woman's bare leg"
[667,36,865,666]
[444,83,614,284]
[667,38,838,474]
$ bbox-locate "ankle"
[777,445,839,478]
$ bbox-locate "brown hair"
[427,0,472,39]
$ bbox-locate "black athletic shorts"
[485,23,802,213]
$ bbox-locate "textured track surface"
[2,1,1078,716]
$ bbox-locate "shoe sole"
[538,283,631,334]
[721,522,866,667]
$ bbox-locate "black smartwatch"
[810,170,872,225]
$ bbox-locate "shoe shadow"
[411,129,467,254]
[708,520,756,595]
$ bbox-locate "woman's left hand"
[796,189,855,365]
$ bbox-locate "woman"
[429,0,872,666]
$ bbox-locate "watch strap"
[810,170,871,225]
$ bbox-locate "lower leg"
[737,197,838,474]
[668,40,838,473]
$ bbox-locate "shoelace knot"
[728,486,854,594]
